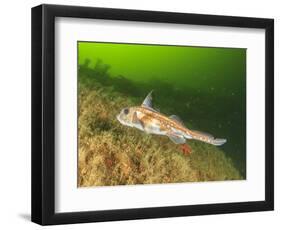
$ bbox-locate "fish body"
[117,91,226,146]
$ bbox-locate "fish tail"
[210,138,227,146]
[190,130,227,146]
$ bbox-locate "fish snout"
[116,112,126,125]
[116,113,121,123]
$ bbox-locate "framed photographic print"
[31,4,274,225]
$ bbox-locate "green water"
[78,41,246,178]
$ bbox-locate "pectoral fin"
[132,112,145,130]
[167,133,186,144]
[132,112,144,127]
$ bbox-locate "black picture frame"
[31,4,274,225]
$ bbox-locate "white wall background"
[0,0,279,229]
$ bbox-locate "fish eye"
[123,108,129,115]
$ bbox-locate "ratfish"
[116,91,226,150]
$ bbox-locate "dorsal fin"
[169,115,185,126]
[141,91,153,109]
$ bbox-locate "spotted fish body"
[117,91,227,146]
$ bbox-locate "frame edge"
[265,19,274,211]
[31,4,43,225]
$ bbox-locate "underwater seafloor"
[78,56,246,187]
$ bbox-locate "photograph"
[77,41,246,187]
